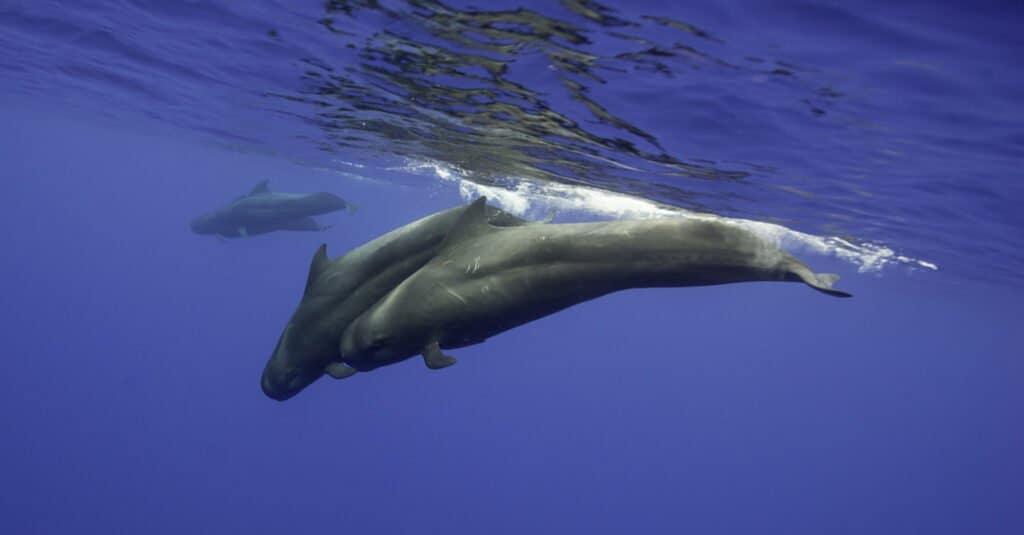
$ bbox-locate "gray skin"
[260,202,537,401]
[339,197,852,373]
[190,180,352,238]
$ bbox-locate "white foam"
[397,159,939,274]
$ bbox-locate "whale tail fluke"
[803,270,852,298]
[785,261,853,297]
[811,273,852,297]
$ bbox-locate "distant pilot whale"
[260,202,537,401]
[190,180,353,238]
[339,197,852,374]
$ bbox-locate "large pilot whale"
[260,202,536,401]
[339,197,851,374]
[190,180,353,238]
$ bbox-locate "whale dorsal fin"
[438,197,495,250]
[304,244,329,296]
[249,179,270,195]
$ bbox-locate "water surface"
[1,1,1021,534]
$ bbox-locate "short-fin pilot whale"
[190,180,353,239]
[260,202,537,401]
[338,197,851,373]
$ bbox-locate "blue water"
[1,1,1022,534]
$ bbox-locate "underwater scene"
[1,1,1021,533]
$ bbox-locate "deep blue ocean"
[1,1,1021,533]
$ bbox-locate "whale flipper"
[422,340,456,370]
[325,362,357,379]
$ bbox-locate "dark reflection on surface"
[268,0,835,214]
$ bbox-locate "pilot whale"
[260,202,536,401]
[339,197,851,373]
[190,180,352,238]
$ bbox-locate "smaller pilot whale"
[190,180,353,238]
[339,197,852,374]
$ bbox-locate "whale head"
[260,324,329,401]
[189,213,218,235]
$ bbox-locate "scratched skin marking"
[442,284,468,304]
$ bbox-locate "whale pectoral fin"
[325,362,357,379]
[422,340,456,370]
